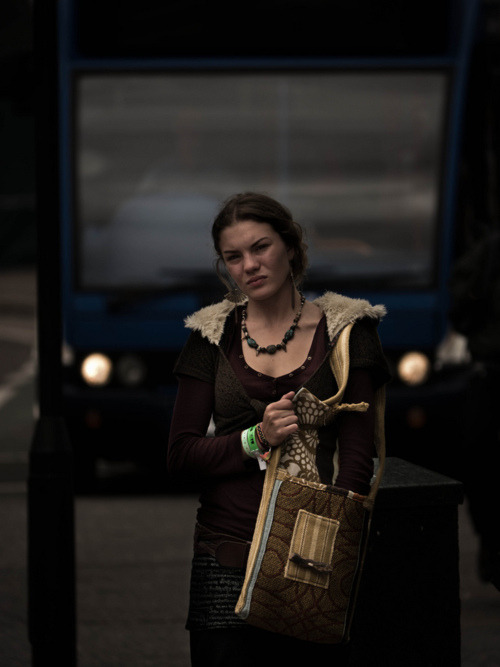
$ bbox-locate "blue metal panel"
[64,293,200,349]
[68,56,458,71]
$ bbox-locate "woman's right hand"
[261,391,298,447]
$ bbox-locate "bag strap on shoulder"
[263,322,386,510]
[326,322,354,405]
[328,322,386,510]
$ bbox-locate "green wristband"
[241,425,261,459]
[247,425,260,453]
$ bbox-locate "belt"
[194,523,251,569]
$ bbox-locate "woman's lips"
[247,276,266,288]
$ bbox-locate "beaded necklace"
[241,294,306,355]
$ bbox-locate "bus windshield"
[74,70,447,292]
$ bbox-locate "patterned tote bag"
[235,322,386,644]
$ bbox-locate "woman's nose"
[243,253,259,272]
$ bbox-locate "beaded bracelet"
[256,423,271,449]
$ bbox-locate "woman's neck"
[245,287,302,326]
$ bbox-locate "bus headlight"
[116,354,147,387]
[81,353,113,386]
[397,351,431,386]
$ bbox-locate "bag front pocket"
[284,509,340,589]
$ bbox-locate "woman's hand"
[261,391,298,447]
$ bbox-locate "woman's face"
[219,220,294,303]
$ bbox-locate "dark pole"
[28,0,77,664]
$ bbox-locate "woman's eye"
[256,244,269,252]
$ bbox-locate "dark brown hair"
[212,192,308,283]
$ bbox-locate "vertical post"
[27,0,77,664]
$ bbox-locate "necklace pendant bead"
[266,345,277,354]
[246,337,258,348]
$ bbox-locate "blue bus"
[58,0,480,487]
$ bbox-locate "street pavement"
[0,268,499,666]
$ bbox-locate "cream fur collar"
[184,291,386,346]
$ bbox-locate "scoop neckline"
[237,314,326,381]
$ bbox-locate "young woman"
[168,192,389,666]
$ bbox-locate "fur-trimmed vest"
[185,291,386,347]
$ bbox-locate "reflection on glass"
[75,71,446,290]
